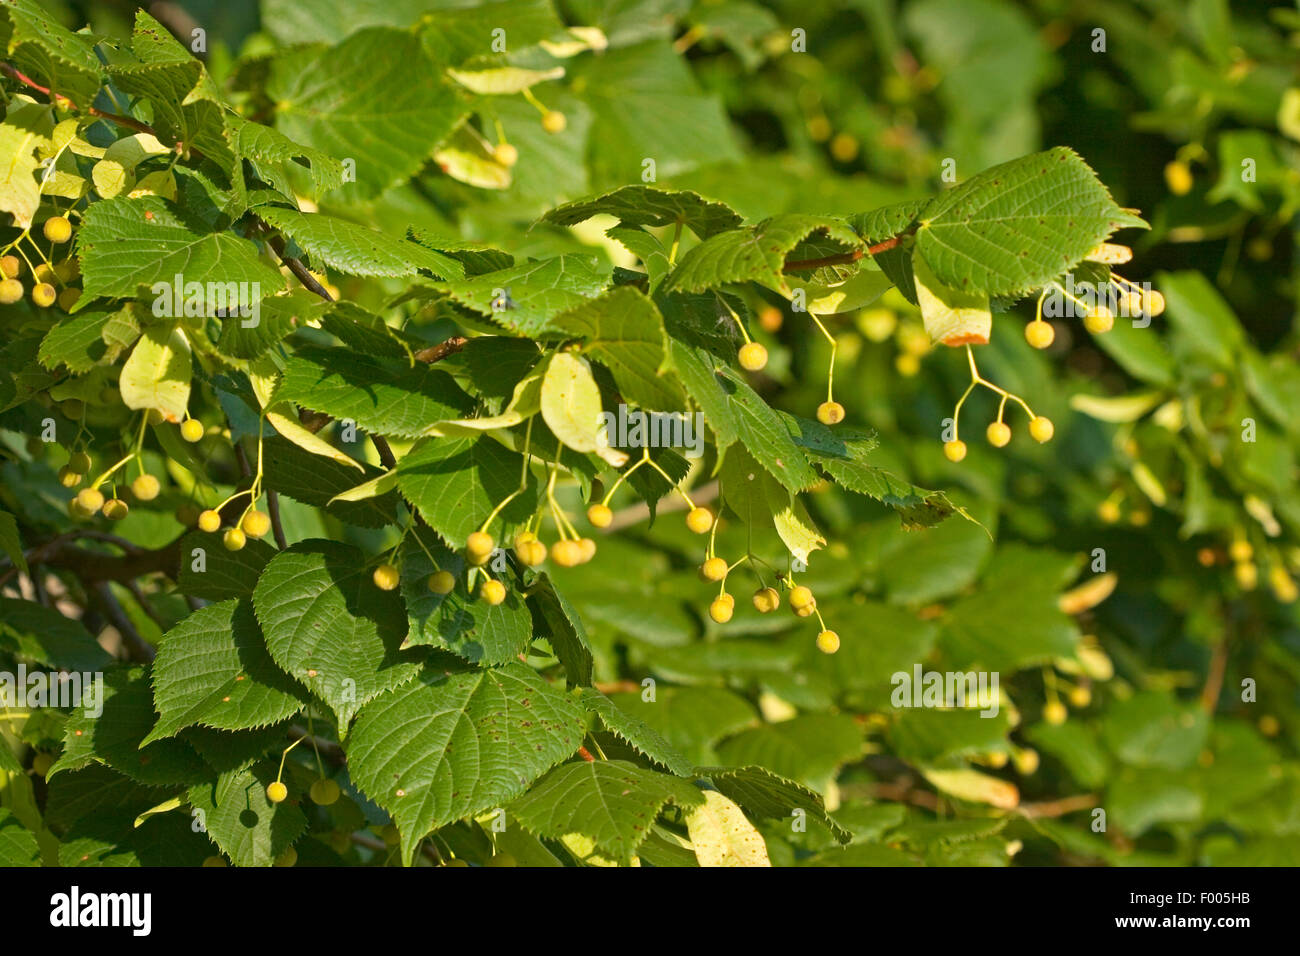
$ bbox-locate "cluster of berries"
[0,216,81,311]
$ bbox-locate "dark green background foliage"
[0,0,1297,867]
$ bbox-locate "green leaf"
[0,510,24,576]
[118,324,192,423]
[720,444,824,563]
[913,147,1148,298]
[397,435,538,548]
[398,530,533,665]
[783,414,955,528]
[52,666,210,786]
[709,367,818,491]
[0,809,40,866]
[433,254,610,337]
[715,714,862,788]
[347,662,586,865]
[420,0,564,65]
[544,185,743,239]
[229,116,346,197]
[552,286,685,411]
[1158,270,1244,369]
[188,764,307,867]
[608,687,757,767]
[577,688,692,775]
[0,0,103,109]
[527,572,594,687]
[273,347,472,440]
[569,40,741,186]
[1102,691,1209,772]
[663,214,862,296]
[267,28,466,197]
[258,207,463,280]
[252,540,420,729]
[701,765,851,844]
[146,599,308,742]
[261,435,399,528]
[510,759,701,864]
[37,305,136,373]
[78,196,283,303]
[217,291,326,360]
[0,596,110,671]
[0,98,51,230]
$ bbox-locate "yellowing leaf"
[328,470,399,504]
[685,790,770,867]
[265,409,364,472]
[446,66,564,95]
[541,352,625,466]
[922,768,1019,809]
[913,254,991,347]
[119,325,192,422]
[782,265,893,314]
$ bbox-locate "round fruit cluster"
[1,216,82,312]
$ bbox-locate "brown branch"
[264,232,334,302]
[782,235,905,272]
[371,436,397,470]
[413,336,467,364]
[90,582,155,662]
[266,490,289,550]
[1020,793,1099,819]
[1,62,161,138]
[1201,638,1228,714]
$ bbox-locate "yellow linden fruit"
[685,506,713,534]
[310,778,341,806]
[31,282,57,308]
[198,509,222,533]
[1235,561,1258,590]
[242,510,272,538]
[758,306,782,333]
[752,587,780,613]
[817,401,845,425]
[815,630,841,654]
[700,557,728,581]
[0,255,19,278]
[43,215,73,243]
[0,278,22,304]
[481,579,507,605]
[75,488,105,514]
[708,597,734,623]
[1164,160,1193,196]
[58,465,82,488]
[428,570,456,594]
[943,439,967,462]
[518,538,547,566]
[274,847,298,867]
[101,498,129,520]
[1029,416,1055,443]
[131,474,161,501]
[587,503,613,528]
[1143,289,1166,316]
[895,352,921,377]
[465,530,495,565]
[223,528,247,551]
[1068,685,1091,708]
[1043,700,1067,725]
[738,341,768,372]
[551,538,582,567]
[788,585,814,612]
[576,538,596,564]
[373,563,400,591]
[180,418,204,442]
[266,781,288,803]
[829,132,859,163]
[1228,540,1253,563]
[1084,306,1114,334]
[495,142,519,167]
[1097,500,1121,524]
[541,110,567,133]
[1024,320,1054,349]
[986,422,1011,448]
[1013,748,1040,775]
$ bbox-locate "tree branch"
[782,235,905,272]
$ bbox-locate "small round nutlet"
[738,341,768,372]
[685,507,713,534]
